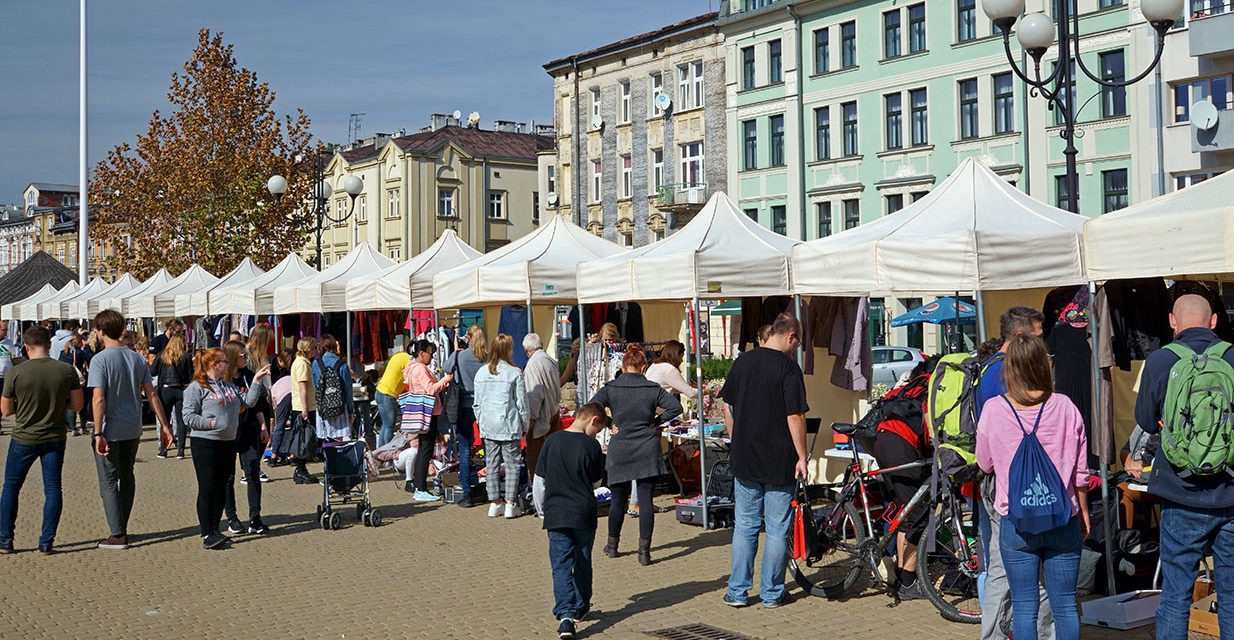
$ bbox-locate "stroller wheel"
[319,512,330,530]
[328,511,342,530]
[362,511,371,527]
[369,509,383,527]
[356,503,365,521]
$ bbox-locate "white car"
[871,346,927,387]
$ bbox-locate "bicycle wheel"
[790,499,868,598]
[917,495,982,624]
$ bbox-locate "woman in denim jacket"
[473,334,529,519]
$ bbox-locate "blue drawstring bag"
[1003,396,1071,535]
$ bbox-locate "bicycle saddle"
[831,422,858,435]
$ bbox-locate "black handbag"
[442,354,463,426]
[279,413,318,460]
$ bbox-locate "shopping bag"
[399,391,435,434]
[791,481,819,563]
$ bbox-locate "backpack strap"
[1202,340,1233,360]
[1001,395,1046,437]
[1162,342,1196,361]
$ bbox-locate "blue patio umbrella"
[890,297,977,327]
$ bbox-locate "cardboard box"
[1190,594,1219,637]
[1080,590,1161,630]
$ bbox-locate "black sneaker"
[202,533,227,549]
[897,580,927,601]
[556,619,576,640]
[156,451,168,459]
[0,539,13,554]
[240,476,249,485]
[258,471,270,483]
[226,519,246,535]
[762,592,794,609]
[247,517,269,534]
[38,542,54,555]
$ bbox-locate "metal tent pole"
[692,296,708,530]
[526,298,533,336]
[974,290,988,346]
[576,304,587,404]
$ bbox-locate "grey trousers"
[982,500,1055,640]
[484,439,522,503]
[94,438,139,537]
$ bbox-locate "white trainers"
[504,502,518,519]
[487,502,503,518]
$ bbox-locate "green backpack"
[1161,341,1234,478]
[927,352,1000,479]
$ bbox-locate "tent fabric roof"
[41,277,109,321]
[209,253,316,316]
[18,281,77,321]
[175,258,265,317]
[433,214,624,308]
[1084,170,1234,281]
[126,264,219,318]
[107,269,174,316]
[69,273,141,320]
[345,229,482,311]
[273,244,395,314]
[577,192,799,303]
[792,157,1088,295]
[0,251,78,308]
[1,283,59,321]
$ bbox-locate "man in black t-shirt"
[148,319,184,358]
[537,402,607,640]
[719,313,809,609]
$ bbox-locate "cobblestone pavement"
[0,426,1155,639]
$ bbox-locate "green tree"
[92,29,319,278]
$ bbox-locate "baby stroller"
[316,440,383,530]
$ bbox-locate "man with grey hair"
[523,333,562,482]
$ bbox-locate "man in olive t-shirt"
[0,326,83,554]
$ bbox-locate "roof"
[50,210,93,234]
[26,183,79,194]
[394,126,552,161]
[544,12,718,71]
[0,251,78,307]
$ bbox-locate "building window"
[742,120,758,170]
[323,254,331,268]
[815,106,831,160]
[910,88,929,146]
[770,115,785,166]
[958,0,977,42]
[744,208,759,222]
[1173,76,1230,123]
[652,227,666,242]
[842,101,859,156]
[679,142,704,187]
[619,81,631,123]
[959,78,979,139]
[388,246,402,261]
[649,72,665,115]
[621,155,632,198]
[841,21,857,68]
[547,166,556,194]
[741,46,756,90]
[651,149,664,191]
[886,194,904,215]
[771,205,787,235]
[843,199,861,229]
[592,160,602,202]
[335,199,348,226]
[1055,175,1074,211]
[817,202,832,238]
[885,93,903,150]
[1175,169,1227,190]
[1099,0,1123,6]
[769,40,783,84]
[884,10,902,59]
[908,4,927,53]
[388,189,401,219]
[533,192,540,224]
[57,247,65,264]
[590,88,601,124]
[814,29,830,74]
[993,73,1015,134]
[1102,169,1129,213]
[437,189,453,218]
[677,61,704,110]
[911,190,929,202]
[1100,51,1127,118]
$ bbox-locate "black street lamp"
[983,0,1183,213]
[266,156,363,270]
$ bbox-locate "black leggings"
[191,437,233,537]
[224,423,263,522]
[412,415,439,492]
[608,478,655,542]
[159,387,186,455]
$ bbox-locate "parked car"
[871,346,927,387]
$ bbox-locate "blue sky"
[0,0,715,202]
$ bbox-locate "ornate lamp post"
[266,157,363,270]
[983,0,1184,213]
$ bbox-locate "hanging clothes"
[604,302,645,343]
[1100,278,1172,371]
[299,313,321,339]
[499,305,530,367]
[1042,285,1095,464]
[736,295,794,351]
[805,296,872,391]
[412,310,435,336]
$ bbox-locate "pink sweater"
[976,394,1089,517]
[404,362,450,416]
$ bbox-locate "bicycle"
[789,422,983,624]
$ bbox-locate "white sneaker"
[504,502,518,519]
[487,502,503,518]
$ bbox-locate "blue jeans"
[454,405,478,494]
[1000,516,1081,640]
[1156,502,1234,640]
[374,391,399,448]
[0,440,67,547]
[548,526,595,621]
[727,476,793,605]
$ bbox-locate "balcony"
[1189,2,1234,58]
[653,182,707,228]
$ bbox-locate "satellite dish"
[468,111,481,127]
[1191,100,1219,131]
[591,114,604,130]
[452,109,462,120]
[546,192,559,206]
[655,92,672,112]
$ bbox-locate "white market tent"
[127,264,218,319]
[209,253,316,316]
[70,273,141,319]
[41,277,109,321]
[433,214,624,309]
[19,281,77,321]
[175,258,265,317]
[792,157,1088,296]
[1,283,59,321]
[272,243,395,314]
[577,191,799,303]
[106,269,174,316]
[345,229,482,311]
[1084,169,1234,281]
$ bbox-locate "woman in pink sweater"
[976,334,1089,640]
[403,340,453,503]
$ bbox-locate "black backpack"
[316,360,347,419]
